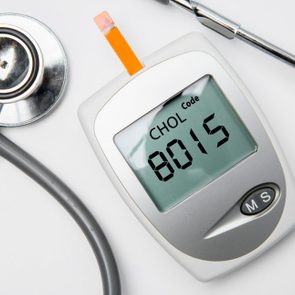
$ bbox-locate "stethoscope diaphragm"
[0,14,67,127]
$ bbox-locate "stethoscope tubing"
[0,133,121,295]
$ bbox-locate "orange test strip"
[94,11,144,76]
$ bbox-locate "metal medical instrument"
[157,0,295,68]
[0,13,121,295]
[0,14,67,126]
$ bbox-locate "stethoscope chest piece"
[0,14,67,127]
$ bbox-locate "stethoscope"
[0,13,120,295]
[0,1,294,295]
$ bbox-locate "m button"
[241,186,277,216]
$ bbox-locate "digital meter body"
[79,33,295,281]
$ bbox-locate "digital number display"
[115,76,257,212]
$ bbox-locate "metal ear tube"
[157,0,295,67]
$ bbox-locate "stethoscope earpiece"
[156,0,295,67]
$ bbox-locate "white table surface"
[0,0,295,294]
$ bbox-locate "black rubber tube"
[0,133,121,295]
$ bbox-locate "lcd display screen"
[115,76,257,212]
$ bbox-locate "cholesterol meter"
[79,33,295,281]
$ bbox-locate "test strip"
[94,11,144,75]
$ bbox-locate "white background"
[0,0,295,294]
